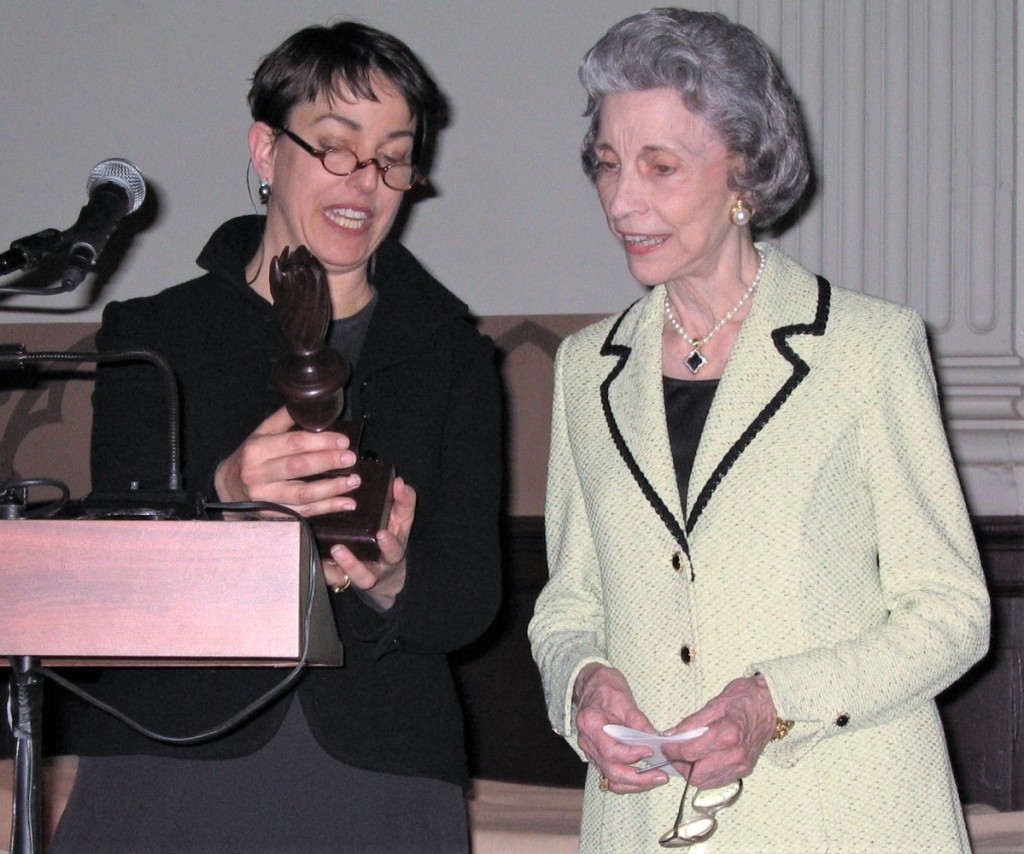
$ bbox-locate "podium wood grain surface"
[0,518,341,665]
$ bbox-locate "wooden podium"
[2,517,342,853]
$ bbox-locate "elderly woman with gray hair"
[529,8,989,852]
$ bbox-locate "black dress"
[51,698,468,853]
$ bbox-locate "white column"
[700,0,1022,513]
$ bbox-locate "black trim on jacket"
[598,276,832,555]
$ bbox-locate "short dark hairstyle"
[248,21,446,165]
[580,8,811,228]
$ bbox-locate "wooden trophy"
[269,245,394,562]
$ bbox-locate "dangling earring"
[258,177,272,204]
[730,199,754,227]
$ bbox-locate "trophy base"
[310,459,395,562]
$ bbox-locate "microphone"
[60,158,146,290]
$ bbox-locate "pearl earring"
[730,199,754,227]
[258,177,272,204]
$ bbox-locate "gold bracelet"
[771,717,795,741]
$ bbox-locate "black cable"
[0,477,70,518]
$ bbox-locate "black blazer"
[45,217,502,787]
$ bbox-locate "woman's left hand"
[660,676,777,790]
[323,476,416,611]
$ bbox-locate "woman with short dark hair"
[48,21,500,852]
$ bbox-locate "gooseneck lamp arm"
[0,345,182,492]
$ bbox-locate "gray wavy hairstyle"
[580,8,811,228]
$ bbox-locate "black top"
[663,376,719,510]
[45,216,503,787]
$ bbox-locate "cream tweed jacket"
[529,244,990,853]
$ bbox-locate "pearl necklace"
[663,250,766,375]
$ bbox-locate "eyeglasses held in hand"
[280,129,425,191]
[659,761,743,848]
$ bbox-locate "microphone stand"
[1,345,183,854]
[7,657,42,854]
[0,229,77,295]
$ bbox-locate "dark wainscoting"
[941,517,1024,811]
[451,516,1024,808]
[451,516,586,788]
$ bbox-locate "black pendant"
[685,348,708,375]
